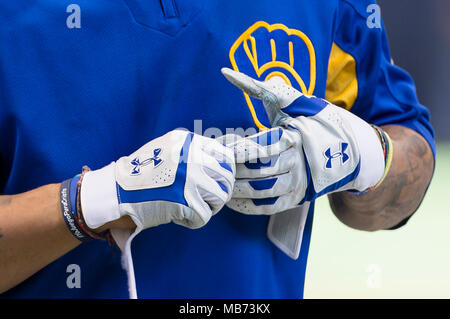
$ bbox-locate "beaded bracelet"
[367,124,394,192]
[346,125,393,196]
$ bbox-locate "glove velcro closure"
[80,162,121,229]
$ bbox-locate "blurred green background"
[303,0,450,299]
[304,144,450,298]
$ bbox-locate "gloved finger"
[221,68,295,126]
[189,138,235,179]
[221,67,304,105]
[228,127,300,164]
[197,157,232,203]
[232,172,295,199]
[216,133,244,146]
[198,136,236,175]
[236,147,298,179]
[200,152,235,197]
[196,179,229,215]
[203,166,233,203]
[200,186,228,215]
[184,171,229,223]
[226,192,298,215]
[221,67,268,100]
[173,206,211,229]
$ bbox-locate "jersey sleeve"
[325,0,436,157]
[325,0,435,229]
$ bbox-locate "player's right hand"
[80,129,235,231]
[220,68,388,215]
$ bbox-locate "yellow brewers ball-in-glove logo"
[229,21,317,130]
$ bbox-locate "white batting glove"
[221,68,388,215]
[79,129,235,299]
[80,129,236,230]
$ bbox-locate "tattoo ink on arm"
[328,125,434,231]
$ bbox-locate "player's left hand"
[220,68,390,215]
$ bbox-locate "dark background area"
[378,0,450,141]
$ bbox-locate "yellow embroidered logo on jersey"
[229,21,317,129]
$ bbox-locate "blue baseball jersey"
[0,0,434,298]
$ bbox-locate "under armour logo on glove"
[130,148,163,175]
[324,143,349,169]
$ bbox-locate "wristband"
[60,178,92,242]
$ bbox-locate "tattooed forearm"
[328,125,434,231]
